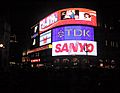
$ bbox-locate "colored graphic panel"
[39,8,97,32]
[40,30,51,46]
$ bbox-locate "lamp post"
[0,43,5,71]
[0,44,3,48]
[83,43,89,69]
[84,43,88,63]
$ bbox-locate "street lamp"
[83,43,90,69]
[0,43,5,48]
[0,44,3,48]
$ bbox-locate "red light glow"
[31,59,40,62]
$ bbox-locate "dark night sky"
[1,0,120,51]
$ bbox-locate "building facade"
[0,17,11,71]
[23,8,120,70]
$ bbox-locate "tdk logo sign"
[67,29,90,37]
[52,26,94,42]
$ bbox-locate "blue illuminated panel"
[52,25,94,42]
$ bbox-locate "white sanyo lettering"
[40,13,58,30]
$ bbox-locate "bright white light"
[0,44,3,48]
[31,64,34,67]
[32,39,36,45]
[73,63,77,65]
[100,63,103,67]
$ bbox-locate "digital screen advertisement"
[39,12,58,32]
[40,30,51,46]
[52,25,94,42]
[39,8,97,32]
[52,40,97,56]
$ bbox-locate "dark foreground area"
[0,68,120,93]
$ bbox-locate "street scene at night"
[0,0,120,93]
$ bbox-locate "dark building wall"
[0,16,11,71]
[95,7,120,69]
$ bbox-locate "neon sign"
[52,26,94,42]
[52,40,97,56]
[31,59,40,62]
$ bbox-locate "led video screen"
[39,8,97,32]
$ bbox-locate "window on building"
[111,41,112,47]
[35,52,39,57]
[105,40,108,46]
[111,41,114,47]
[113,41,114,47]
[116,42,119,48]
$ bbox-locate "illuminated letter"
[34,26,38,33]
[70,43,78,52]
[67,29,71,36]
[78,43,85,52]
[87,43,94,52]
[55,44,61,53]
[83,30,90,37]
[62,43,69,52]
[46,16,50,26]
[74,29,82,36]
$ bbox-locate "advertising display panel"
[40,30,51,46]
[39,12,58,33]
[52,40,97,56]
[39,8,97,32]
[52,25,94,42]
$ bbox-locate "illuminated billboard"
[39,8,97,32]
[52,40,97,56]
[39,12,58,33]
[40,30,51,46]
[52,25,94,42]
